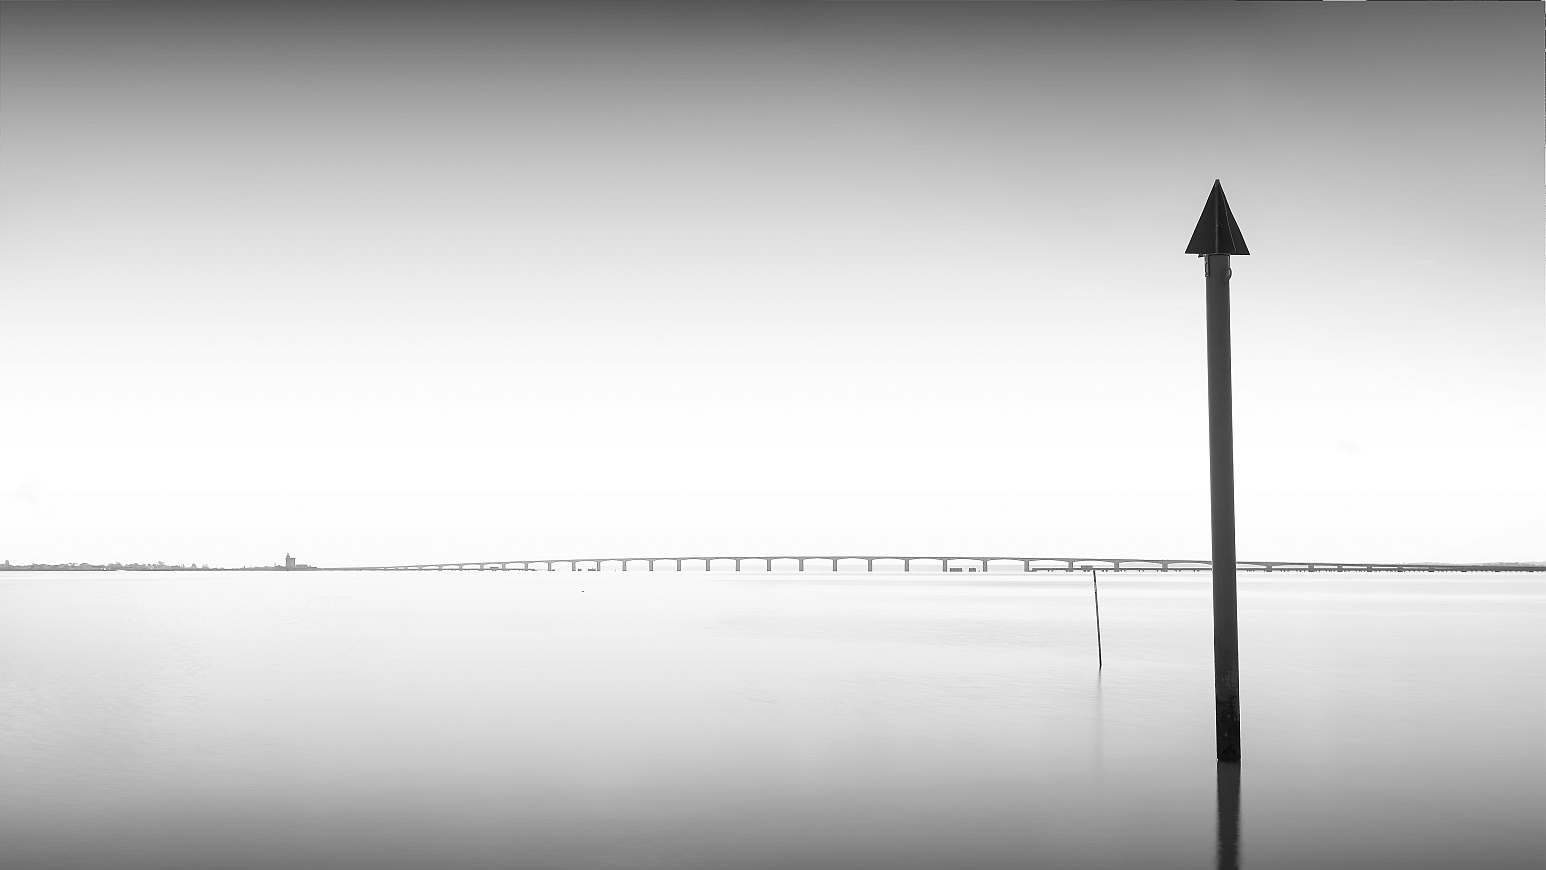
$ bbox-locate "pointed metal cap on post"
[1186,180,1249,256]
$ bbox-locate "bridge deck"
[327,557,1546,573]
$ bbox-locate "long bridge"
[328,556,1546,573]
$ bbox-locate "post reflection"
[1217,761,1241,870]
[1092,671,1105,780]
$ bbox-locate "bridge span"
[328,557,1545,574]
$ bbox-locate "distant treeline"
[1,562,217,571]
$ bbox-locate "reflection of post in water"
[1217,761,1241,870]
[1091,670,1105,780]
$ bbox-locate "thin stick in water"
[1092,569,1104,668]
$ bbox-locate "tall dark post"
[1186,180,1248,763]
[1091,569,1104,669]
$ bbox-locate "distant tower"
[285,554,296,570]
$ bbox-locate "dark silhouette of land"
[0,558,316,571]
[0,561,217,571]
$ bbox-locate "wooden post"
[1207,252,1241,763]
[1188,180,1248,764]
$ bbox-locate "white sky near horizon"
[1,2,1541,567]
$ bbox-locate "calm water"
[0,570,1539,869]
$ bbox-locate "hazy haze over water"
[0,570,1539,869]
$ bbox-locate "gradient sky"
[2,2,1541,567]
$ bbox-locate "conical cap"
[1185,180,1249,255]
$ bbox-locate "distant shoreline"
[0,564,316,572]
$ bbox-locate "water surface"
[0,570,1539,869]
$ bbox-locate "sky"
[1,2,1541,568]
